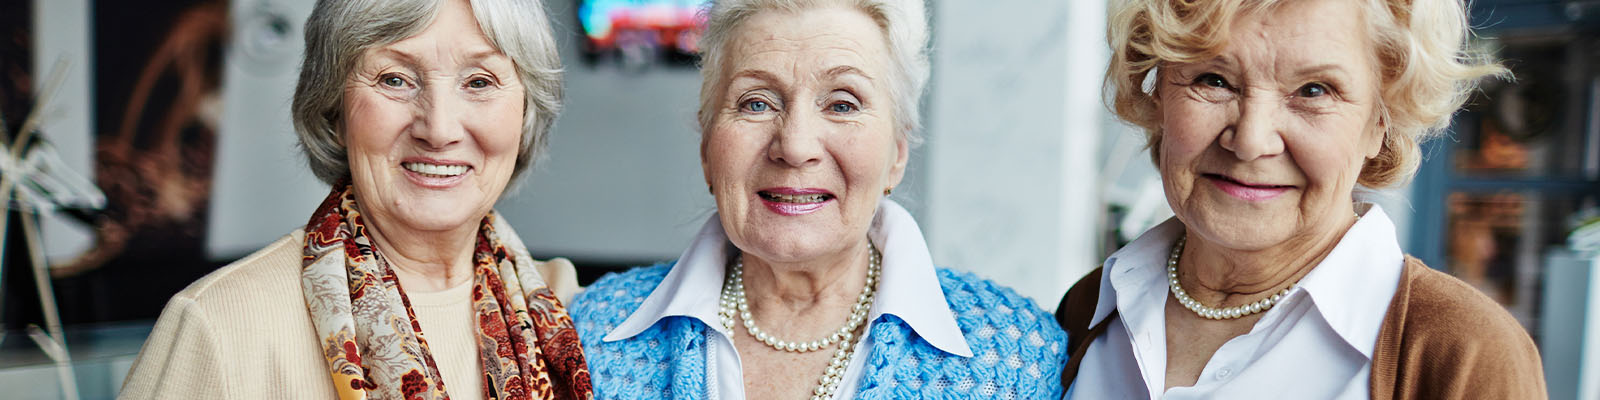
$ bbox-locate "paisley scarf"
[301,184,593,400]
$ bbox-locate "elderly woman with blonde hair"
[121,0,592,398]
[568,0,1067,398]
[1055,0,1545,398]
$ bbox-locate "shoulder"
[1394,259,1535,349]
[568,263,699,399]
[935,268,1064,336]
[1377,257,1545,397]
[125,230,328,398]
[860,268,1067,398]
[935,267,1067,366]
[569,263,674,337]
[166,231,306,319]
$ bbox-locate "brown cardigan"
[1056,256,1547,399]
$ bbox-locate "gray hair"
[696,0,930,145]
[291,0,564,185]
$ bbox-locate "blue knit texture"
[571,262,1067,399]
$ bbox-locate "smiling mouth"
[1203,173,1290,189]
[403,162,469,178]
[758,191,834,203]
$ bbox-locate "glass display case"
[1412,2,1600,397]
[1412,0,1600,332]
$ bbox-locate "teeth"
[403,162,468,177]
[765,193,830,203]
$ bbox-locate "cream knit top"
[119,230,579,399]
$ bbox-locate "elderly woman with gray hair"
[121,0,593,398]
[568,0,1066,399]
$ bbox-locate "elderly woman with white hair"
[568,0,1066,399]
[1055,0,1545,398]
[121,0,593,398]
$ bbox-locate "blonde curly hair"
[1106,0,1506,187]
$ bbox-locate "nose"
[1219,93,1285,161]
[411,84,466,149]
[767,109,824,168]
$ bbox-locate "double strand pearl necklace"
[718,245,881,400]
[1167,235,1296,320]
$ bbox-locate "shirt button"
[1217,368,1233,379]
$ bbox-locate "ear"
[1363,112,1386,160]
[700,135,714,191]
[886,134,910,189]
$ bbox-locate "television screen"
[576,0,710,68]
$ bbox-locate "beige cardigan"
[118,230,580,399]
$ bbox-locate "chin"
[400,201,488,232]
[1185,210,1299,252]
[738,231,840,264]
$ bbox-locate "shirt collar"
[1091,217,1186,327]
[1294,203,1404,358]
[602,214,731,342]
[603,199,974,358]
[1088,203,1404,359]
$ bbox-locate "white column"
[924,0,1106,310]
[35,0,97,261]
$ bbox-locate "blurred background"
[0,0,1597,398]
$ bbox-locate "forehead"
[723,7,890,74]
[1222,0,1373,69]
[370,0,502,61]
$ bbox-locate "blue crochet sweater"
[571,263,1068,399]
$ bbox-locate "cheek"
[1288,139,1365,189]
[480,101,526,156]
[343,94,409,158]
[1157,104,1219,171]
[701,125,748,185]
[1288,116,1374,187]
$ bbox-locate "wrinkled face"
[1156,0,1384,251]
[703,6,909,264]
[343,0,524,236]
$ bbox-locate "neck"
[739,240,872,314]
[364,215,480,293]
[1177,215,1357,307]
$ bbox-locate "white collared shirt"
[1068,204,1405,400]
[601,199,974,399]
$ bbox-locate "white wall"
[923,0,1107,309]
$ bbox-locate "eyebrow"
[369,46,507,69]
[729,68,785,86]
[823,65,872,81]
[1289,63,1351,80]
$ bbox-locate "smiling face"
[343,0,524,236]
[1156,0,1385,252]
[703,6,909,265]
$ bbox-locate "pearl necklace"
[1167,235,1296,320]
[718,245,881,400]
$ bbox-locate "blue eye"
[744,100,770,112]
[1298,83,1329,98]
[829,102,856,113]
